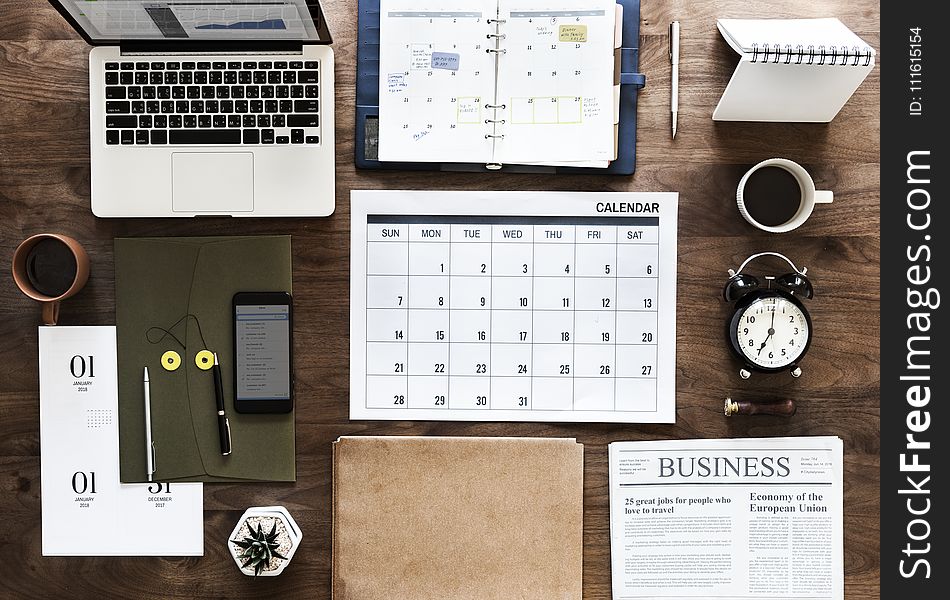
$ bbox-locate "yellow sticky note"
[559,24,588,43]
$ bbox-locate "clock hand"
[769,308,777,351]
[758,313,777,356]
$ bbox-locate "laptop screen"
[52,1,329,43]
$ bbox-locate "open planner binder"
[355,0,645,174]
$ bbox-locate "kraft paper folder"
[115,236,295,483]
[354,0,645,174]
[332,436,584,600]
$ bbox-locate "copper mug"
[11,234,90,325]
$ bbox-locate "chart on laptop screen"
[350,191,679,424]
[65,1,316,39]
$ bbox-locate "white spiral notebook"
[713,18,875,122]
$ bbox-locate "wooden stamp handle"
[724,398,797,417]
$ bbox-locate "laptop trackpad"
[172,152,254,213]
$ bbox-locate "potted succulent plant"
[228,505,302,577]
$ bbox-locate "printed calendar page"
[496,0,617,163]
[39,326,203,556]
[377,0,617,165]
[350,191,678,423]
[378,0,497,163]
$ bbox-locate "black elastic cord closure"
[146,313,210,349]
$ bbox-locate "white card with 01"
[350,190,678,423]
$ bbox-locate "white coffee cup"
[737,158,834,233]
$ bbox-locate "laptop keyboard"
[102,60,320,146]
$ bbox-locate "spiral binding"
[750,42,872,66]
[483,11,507,166]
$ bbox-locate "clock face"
[735,295,810,368]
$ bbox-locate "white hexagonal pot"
[228,506,302,577]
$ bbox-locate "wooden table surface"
[0,1,879,598]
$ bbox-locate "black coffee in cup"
[25,238,78,297]
[742,166,803,227]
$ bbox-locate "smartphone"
[232,292,293,413]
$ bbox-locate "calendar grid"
[353,192,677,423]
[613,235,619,410]
[487,225,493,410]
[446,224,453,410]
[529,232,535,411]
[571,225,577,410]
[405,226,410,404]
[362,214,665,414]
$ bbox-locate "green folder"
[115,236,295,483]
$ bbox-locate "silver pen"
[670,21,680,139]
[144,366,155,482]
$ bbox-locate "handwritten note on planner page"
[350,191,678,423]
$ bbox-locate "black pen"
[212,353,232,456]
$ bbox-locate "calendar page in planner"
[350,191,679,424]
[378,0,497,163]
[494,0,617,164]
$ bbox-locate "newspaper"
[609,437,843,600]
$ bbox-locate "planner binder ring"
[487,33,506,39]
[817,46,826,65]
[751,43,759,62]
[761,43,769,63]
[829,45,837,65]
[795,44,804,64]
[807,45,815,64]
[783,44,793,64]
[485,104,506,109]
[486,48,506,54]
[487,18,506,24]
[485,134,504,139]
[772,44,781,63]
[485,119,506,124]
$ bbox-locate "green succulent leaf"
[235,517,292,576]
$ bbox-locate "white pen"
[144,366,155,482]
[670,20,680,139]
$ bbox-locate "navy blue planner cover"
[355,0,646,175]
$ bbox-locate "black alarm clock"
[722,252,813,379]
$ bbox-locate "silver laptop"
[49,1,335,217]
